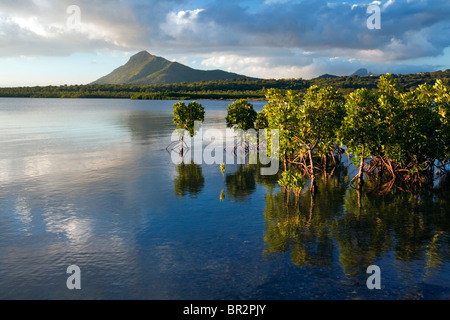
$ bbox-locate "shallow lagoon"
[0,98,448,299]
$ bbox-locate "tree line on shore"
[1,69,449,100]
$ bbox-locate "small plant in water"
[278,169,305,198]
[168,101,205,156]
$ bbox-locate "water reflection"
[173,162,205,198]
[225,164,257,202]
[263,169,348,268]
[262,165,450,287]
[224,163,280,202]
[122,110,173,144]
[254,163,281,191]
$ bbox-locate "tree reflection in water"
[263,169,347,268]
[171,154,449,293]
[262,164,449,283]
[225,163,281,202]
[173,161,205,198]
[225,164,257,202]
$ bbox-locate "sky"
[0,0,449,86]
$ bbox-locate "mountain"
[351,68,374,76]
[316,73,339,79]
[91,51,256,85]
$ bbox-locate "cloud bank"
[0,0,449,79]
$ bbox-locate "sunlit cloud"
[0,0,449,83]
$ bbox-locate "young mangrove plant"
[168,101,205,156]
[261,87,345,193]
[299,85,345,191]
[261,89,303,172]
[339,88,384,190]
[225,99,258,156]
[278,169,305,199]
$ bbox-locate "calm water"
[0,98,449,300]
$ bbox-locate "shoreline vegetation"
[219,74,450,197]
[0,69,449,100]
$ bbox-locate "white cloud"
[200,52,325,79]
[0,0,155,57]
[202,54,268,70]
[161,8,205,38]
[10,16,54,37]
[383,0,395,10]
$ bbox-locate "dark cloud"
[164,0,450,61]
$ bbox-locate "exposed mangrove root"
[283,146,449,197]
[347,155,449,195]
[224,136,255,158]
[166,136,190,156]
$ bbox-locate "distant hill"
[316,74,339,79]
[315,69,375,80]
[92,51,257,85]
[351,68,374,76]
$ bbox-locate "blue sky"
[0,0,449,86]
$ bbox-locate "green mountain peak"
[92,51,256,85]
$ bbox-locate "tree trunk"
[307,191,315,229]
[357,189,362,212]
[358,145,365,190]
[323,154,328,181]
[180,135,184,157]
[284,151,288,171]
[308,148,316,193]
